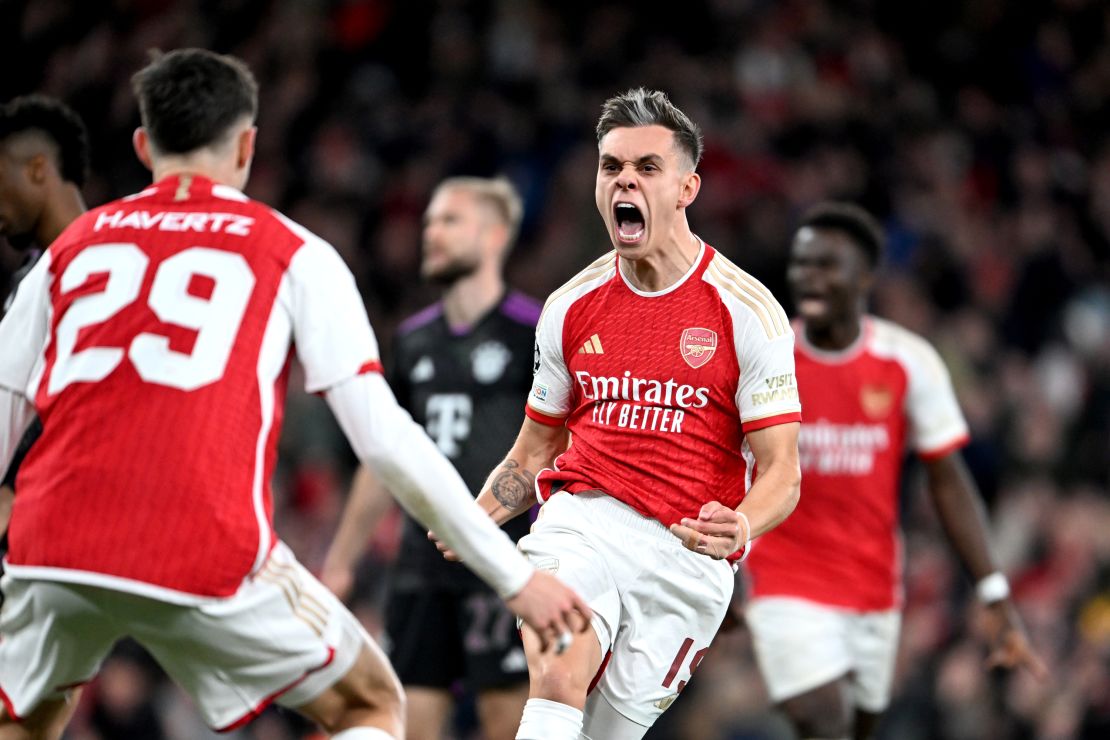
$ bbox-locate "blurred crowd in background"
[1,0,1108,738]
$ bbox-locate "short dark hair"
[798,201,885,268]
[131,48,258,155]
[0,95,90,187]
[596,88,703,168]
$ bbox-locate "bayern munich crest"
[680,327,717,368]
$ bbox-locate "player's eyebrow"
[599,153,666,167]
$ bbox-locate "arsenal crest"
[680,327,717,368]
[860,384,894,418]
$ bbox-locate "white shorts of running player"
[0,542,371,731]
[745,596,902,713]
[520,490,735,730]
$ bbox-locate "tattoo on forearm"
[491,459,535,512]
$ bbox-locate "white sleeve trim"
[277,216,381,394]
[870,318,969,454]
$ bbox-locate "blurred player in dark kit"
[323,176,540,739]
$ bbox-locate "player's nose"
[616,172,638,190]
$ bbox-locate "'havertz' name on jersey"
[94,210,255,236]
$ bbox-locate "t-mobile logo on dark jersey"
[573,369,710,409]
[425,394,472,457]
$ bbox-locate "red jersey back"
[526,243,801,532]
[0,175,379,602]
[745,317,969,609]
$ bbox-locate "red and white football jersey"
[745,317,970,610]
[526,242,801,534]
[0,175,380,603]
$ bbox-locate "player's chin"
[612,228,649,254]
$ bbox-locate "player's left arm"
[906,333,1046,678]
[925,451,1047,679]
[670,420,800,560]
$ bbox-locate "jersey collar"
[616,237,709,298]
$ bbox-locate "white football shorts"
[745,596,901,712]
[519,490,735,728]
[0,542,370,730]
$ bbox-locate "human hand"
[669,501,748,560]
[319,561,355,602]
[506,571,593,654]
[982,600,1048,680]
[427,530,461,561]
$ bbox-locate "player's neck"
[619,226,701,293]
[152,156,242,191]
[804,315,863,351]
[441,266,505,331]
[37,184,87,246]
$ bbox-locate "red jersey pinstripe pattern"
[745,317,970,609]
[3,175,379,599]
[527,243,800,530]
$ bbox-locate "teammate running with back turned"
[0,49,588,740]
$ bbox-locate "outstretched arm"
[326,373,590,650]
[320,465,396,600]
[925,452,1047,679]
[670,421,801,560]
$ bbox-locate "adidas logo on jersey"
[578,334,604,354]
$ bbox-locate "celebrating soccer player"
[435,88,802,740]
[743,202,1046,740]
[0,95,90,532]
[0,49,589,740]
[322,176,540,739]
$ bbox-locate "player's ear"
[25,153,49,185]
[236,126,257,171]
[859,264,876,294]
[677,171,701,209]
[485,220,510,257]
[132,128,154,172]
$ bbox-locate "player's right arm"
[477,417,569,525]
[283,225,590,648]
[320,464,395,600]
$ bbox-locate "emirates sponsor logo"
[680,327,717,368]
[573,369,710,409]
[799,420,891,475]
